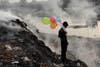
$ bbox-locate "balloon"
[50,16,55,23]
[55,16,61,23]
[50,22,57,29]
[42,17,51,24]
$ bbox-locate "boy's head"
[63,21,68,28]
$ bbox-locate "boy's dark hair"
[63,21,68,28]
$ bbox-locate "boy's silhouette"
[58,21,69,63]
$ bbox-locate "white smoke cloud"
[0,10,23,30]
[65,0,97,26]
[63,0,99,67]
[72,38,98,67]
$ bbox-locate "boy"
[58,21,69,63]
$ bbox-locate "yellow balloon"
[50,22,57,29]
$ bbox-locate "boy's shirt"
[58,28,67,42]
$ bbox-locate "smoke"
[0,0,99,67]
[69,37,98,67]
[0,10,22,30]
[0,10,20,21]
[64,0,97,26]
[62,0,99,67]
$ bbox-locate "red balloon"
[50,17,55,23]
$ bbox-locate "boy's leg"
[61,42,67,62]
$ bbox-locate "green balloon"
[42,17,51,24]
